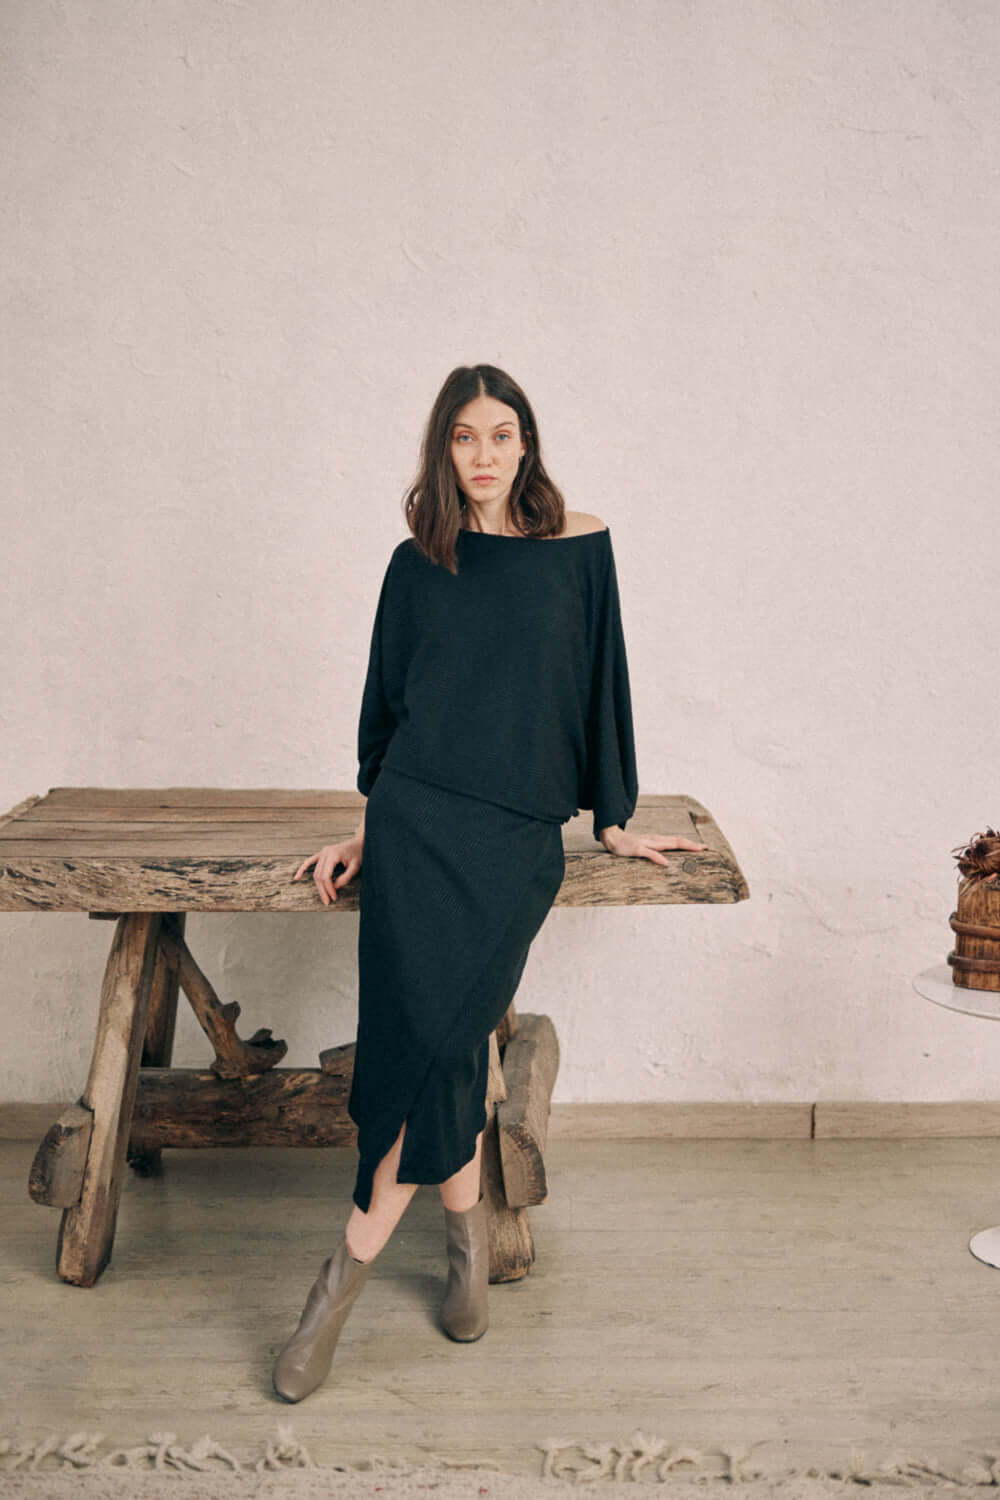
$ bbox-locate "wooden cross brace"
[156,926,287,1079]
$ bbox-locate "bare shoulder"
[559,509,607,537]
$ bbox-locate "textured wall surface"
[2,0,998,1104]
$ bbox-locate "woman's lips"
[472,476,494,483]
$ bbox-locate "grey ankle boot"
[272,1238,371,1402]
[440,1196,489,1342]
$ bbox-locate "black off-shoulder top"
[356,525,639,843]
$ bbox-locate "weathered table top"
[0,788,749,912]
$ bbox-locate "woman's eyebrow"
[452,421,516,432]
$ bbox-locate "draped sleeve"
[581,532,639,843]
[356,549,409,797]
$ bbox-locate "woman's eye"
[496,432,510,442]
[454,433,470,442]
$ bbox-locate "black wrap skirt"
[347,765,566,1214]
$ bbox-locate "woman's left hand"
[599,827,709,864]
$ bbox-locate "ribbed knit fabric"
[356,526,639,844]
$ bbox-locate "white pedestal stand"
[914,962,1000,1267]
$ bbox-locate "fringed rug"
[4,1428,1000,1498]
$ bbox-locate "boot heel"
[272,1237,371,1402]
[440,1196,489,1342]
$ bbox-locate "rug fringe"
[536,1431,1000,1487]
[0,1423,311,1475]
[254,1424,315,1472]
[5,1426,1000,1486]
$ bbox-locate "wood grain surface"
[0,787,749,911]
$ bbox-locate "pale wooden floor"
[3,1134,1000,1476]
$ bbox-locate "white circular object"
[913,963,1000,1020]
[970,1227,1000,1267]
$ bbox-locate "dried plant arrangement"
[952,827,1000,887]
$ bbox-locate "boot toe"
[273,1373,304,1403]
[441,1311,488,1342]
[272,1344,323,1402]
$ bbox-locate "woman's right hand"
[292,836,364,906]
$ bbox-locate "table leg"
[481,1029,535,1282]
[128,911,185,1177]
[496,997,518,1048]
[482,1110,535,1282]
[56,912,162,1287]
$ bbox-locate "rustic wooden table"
[0,787,749,1288]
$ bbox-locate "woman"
[275,363,707,1403]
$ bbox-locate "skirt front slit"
[348,766,565,1214]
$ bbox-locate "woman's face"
[450,394,527,509]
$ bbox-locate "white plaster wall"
[2,0,998,1105]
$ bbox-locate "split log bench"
[0,788,749,1288]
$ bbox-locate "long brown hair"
[401,365,566,573]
